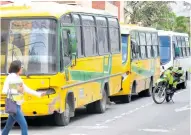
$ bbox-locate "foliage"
[124,1,190,34]
[174,16,190,33]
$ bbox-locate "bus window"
[181,37,187,56]
[185,37,190,56]
[177,37,183,57]
[131,39,139,59]
[62,30,71,66]
[121,34,128,63]
[1,20,10,73]
[135,32,140,46]
[73,14,84,57]
[131,31,143,60]
[146,33,152,58]
[108,18,120,53]
[82,15,97,56]
[139,32,147,59]
[12,33,25,55]
[159,36,171,64]
[152,33,159,57]
[173,41,180,58]
[8,19,57,74]
[96,17,109,54]
[172,36,179,58]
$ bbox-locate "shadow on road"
[1,107,113,129]
[1,87,186,129]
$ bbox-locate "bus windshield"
[159,36,171,65]
[121,34,129,64]
[1,19,57,74]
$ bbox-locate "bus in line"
[0,2,123,126]
[158,30,191,89]
[110,24,160,103]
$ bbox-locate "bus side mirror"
[162,66,164,70]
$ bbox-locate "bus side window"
[173,42,180,58]
[121,34,128,63]
[73,14,84,57]
[96,17,109,54]
[139,32,147,59]
[131,31,140,60]
[131,39,139,60]
[177,36,183,57]
[151,33,159,57]
[62,30,72,67]
[108,18,120,53]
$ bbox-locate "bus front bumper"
[0,96,61,118]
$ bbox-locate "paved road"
[1,81,190,135]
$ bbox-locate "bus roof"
[0,2,113,18]
[158,30,189,37]
[120,24,157,34]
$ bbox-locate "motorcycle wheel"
[152,86,166,104]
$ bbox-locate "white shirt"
[2,73,41,105]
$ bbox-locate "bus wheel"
[143,79,153,97]
[54,102,70,126]
[120,95,131,103]
[87,90,107,113]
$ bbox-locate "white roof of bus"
[158,30,188,37]
[0,2,113,18]
[120,24,157,34]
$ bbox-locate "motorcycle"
[152,66,184,104]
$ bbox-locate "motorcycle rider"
[162,66,184,94]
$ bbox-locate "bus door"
[61,27,76,81]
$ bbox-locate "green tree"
[174,16,190,33]
[124,1,146,24]
[124,1,175,26]
[124,1,190,34]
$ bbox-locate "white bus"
[158,30,191,89]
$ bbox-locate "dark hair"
[9,60,22,73]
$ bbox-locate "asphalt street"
[1,81,190,135]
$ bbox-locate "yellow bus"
[111,24,160,103]
[0,2,122,126]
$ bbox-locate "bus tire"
[144,79,153,97]
[54,102,71,126]
[87,90,107,114]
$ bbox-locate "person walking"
[1,60,46,135]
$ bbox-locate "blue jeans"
[2,105,28,135]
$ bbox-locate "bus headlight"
[37,88,56,95]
